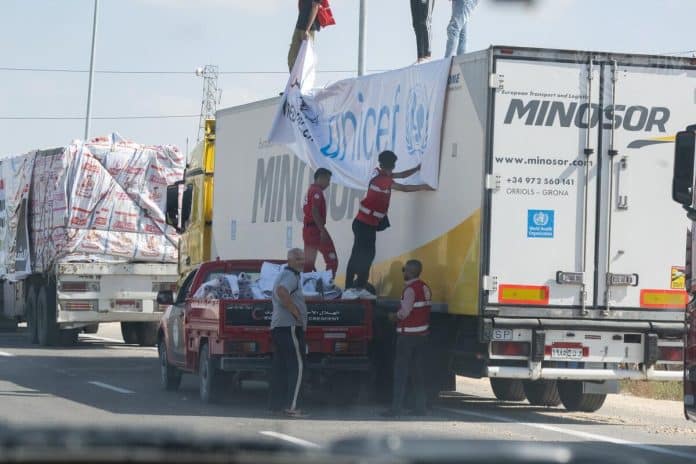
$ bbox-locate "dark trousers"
[391,334,428,413]
[345,218,377,289]
[269,326,306,411]
[410,0,434,59]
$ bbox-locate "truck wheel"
[83,324,99,334]
[36,287,59,347]
[136,322,159,347]
[158,338,182,391]
[121,322,139,345]
[558,381,607,413]
[25,287,39,344]
[490,378,526,402]
[59,329,79,346]
[523,380,561,406]
[199,343,222,403]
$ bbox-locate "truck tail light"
[333,341,367,354]
[110,299,142,311]
[59,281,100,292]
[491,341,530,357]
[658,346,683,362]
[61,300,97,311]
[225,341,258,354]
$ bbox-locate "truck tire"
[83,324,99,334]
[136,322,159,347]
[490,378,526,402]
[158,338,182,391]
[523,380,561,407]
[121,322,139,345]
[558,380,607,413]
[199,343,223,403]
[59,329,79,346]
[36,286,59,347]
[25,287,39,344]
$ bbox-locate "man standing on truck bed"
[344,151,432,298]
[288,0,321,71]
[269,248,308,418]
[382,259,432,417]
[303,168,338,277]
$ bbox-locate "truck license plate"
[551,347,583,360]
[492,328,513,341]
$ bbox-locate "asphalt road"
[0,323,695,463]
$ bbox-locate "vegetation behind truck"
[170,46,691,412]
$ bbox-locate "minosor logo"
[406,84,430,156]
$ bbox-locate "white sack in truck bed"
[0,133,184,278]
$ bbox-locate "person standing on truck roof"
[344,151,432,299]
[269,248,309,418]
[445,0,479,57]
[288,0,321,72]
[382,259,432,418]
[410,0,435,63]
[303,168,338,277]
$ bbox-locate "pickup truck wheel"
[558,380,607,412]
[199,343,222,403]
[121,322,139,345]
[523,380,561,407]
[36,287,59,347]
[490,378,526,402]
[158,339,182,391]
[25,287,39,344]
[136,322,159,347]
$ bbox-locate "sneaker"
[341,288,361,300]
[283,409,309,419]
[356,288,377,300]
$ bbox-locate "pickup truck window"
[176,271,197,305]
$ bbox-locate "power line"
[0,66,361,75]
[0,114,198,120]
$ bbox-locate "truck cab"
[156,259,374,404]
[670,124,696,421]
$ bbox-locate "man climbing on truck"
[303,168,338,277]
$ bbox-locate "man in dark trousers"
[344,150,431,299]
[269,248,308,418]
[410,0,435,63]
[382,259,432,417]
[288,0,321,71]
[303,168,338,277]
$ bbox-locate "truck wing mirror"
[181,184,193,231]
[157,290,174,305]
[165,182,181,229]
[672,129,696,208]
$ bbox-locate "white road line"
[79,334,125,344]
[259,431,320,449]
[0,351,15,357]
[87,381,134,394]
[438,407,695,461]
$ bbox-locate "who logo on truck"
[405,84,431,156]
[527,209,555,238]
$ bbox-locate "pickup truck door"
[168,271,196,366]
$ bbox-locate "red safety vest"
[303,183,326,226]
[397,279,432,335]
[356,169,393,226]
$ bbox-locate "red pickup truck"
[155,259,374,403]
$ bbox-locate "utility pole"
[84,0,99,140]
[195,65,220,141]
[358,0,366,76]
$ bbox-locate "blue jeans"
[445,0,479,57]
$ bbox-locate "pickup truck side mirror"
[673,129,696,213]
[157,290,174,306]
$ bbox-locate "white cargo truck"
[174,46,691,412]
[0,135,182,346]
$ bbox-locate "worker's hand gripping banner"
[269,40,451,190]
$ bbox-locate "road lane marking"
[438,407,695,461]
[259,431,320,448]
[88,381,134,394]
[80,334,125,344]
[0,351,15,357]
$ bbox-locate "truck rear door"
[487,55,600,310]
[599,63,695,313]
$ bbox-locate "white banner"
[269,40,451,190]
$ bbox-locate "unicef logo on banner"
[405,84,430,156]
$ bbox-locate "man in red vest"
[302,168,337,277]
[382,259,432,417]
[343,150,432,298]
